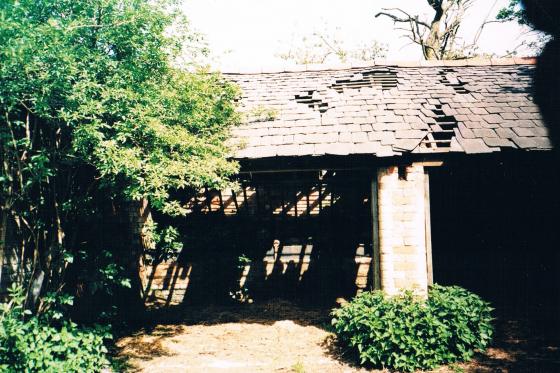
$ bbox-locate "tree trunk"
[425,2,445,59]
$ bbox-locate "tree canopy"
[0,0,239,311]
[496,0,530,25]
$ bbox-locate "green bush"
[0,285,111,372]
[331,285,494,372]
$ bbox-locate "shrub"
[331,285,494,372]
[0,285,111,372]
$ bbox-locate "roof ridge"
[221,57,537,75]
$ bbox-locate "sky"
[182,0,537,69]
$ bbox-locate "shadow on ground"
[135,298,333,328]
[115,300,560,372]
[462,318,560,372]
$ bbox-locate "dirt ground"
[116,300,560,373]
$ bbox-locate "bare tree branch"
[472,0,501,46]
[375,0,481,60]
[375,8,431,29]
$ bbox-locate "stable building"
[144,59,559,320]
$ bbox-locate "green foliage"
[143,221,184,264]
[1,0,240,213]
[331,285,494,372]
[0,0,239,313]
[78,249,132,295]
[497,0,529,26]
[247,105,279,122]
[495,0,548,55]
[229,254,252,303]
[236,254,252,269]
[0,285,111,372]
[291,361,305,373]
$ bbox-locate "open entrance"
[145,169,375,307]
[429,155,560,328]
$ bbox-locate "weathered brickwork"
[134,172,375,307]
[377,164,429,295]
[132,167,433,306]
[142,253,373,307]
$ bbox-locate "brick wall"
[138,170,375,307]
[142,254,372,307]
[377,164,429,295]
[135,167,432,306]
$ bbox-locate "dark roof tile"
[227,63,552,158]
[457,137,496,154]
[483,137,515,148]
[513,127,537,137]
[482,114,503,124]
[533,137,553,149]
[496,128,516,139]
[473,128,498,138]
[511,136,538,149]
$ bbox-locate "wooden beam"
[420,160,444,167]
[242,185,249,213]
[218,190,224,214]
[371,173,381,290]
[231,189,239,213]
[204,187,212,213]
[424,169,434,286]
[238,166,372,174]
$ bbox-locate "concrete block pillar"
[377,164,430,295]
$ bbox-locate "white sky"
[182,0,536,69]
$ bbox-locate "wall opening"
[429,155,560,333]
[145,170,376,307]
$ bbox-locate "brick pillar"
[377,164,429,295]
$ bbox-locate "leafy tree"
[0,0,239,314]
[278,27,387,64]
[496,0,549,55]
[496,0,529,26]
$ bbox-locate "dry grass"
[116,300,560,373]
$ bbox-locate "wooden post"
[424,170,433,286]
[371,174,381,290]
[0,210,6,290]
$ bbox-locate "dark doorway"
[148,169,375,307]
[429,155,560,328]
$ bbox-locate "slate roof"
[225,58,553,159]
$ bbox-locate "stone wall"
[139,170,375,307]
[143,254,372,307]
[377,164,429,295]
[136,166,434,307]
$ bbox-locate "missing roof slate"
[294,90,329,113]
[419,104,458,150]
[331,68,398,92]
[516,66,534,77]
[226,63,547,159]
[439,68,470,94]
